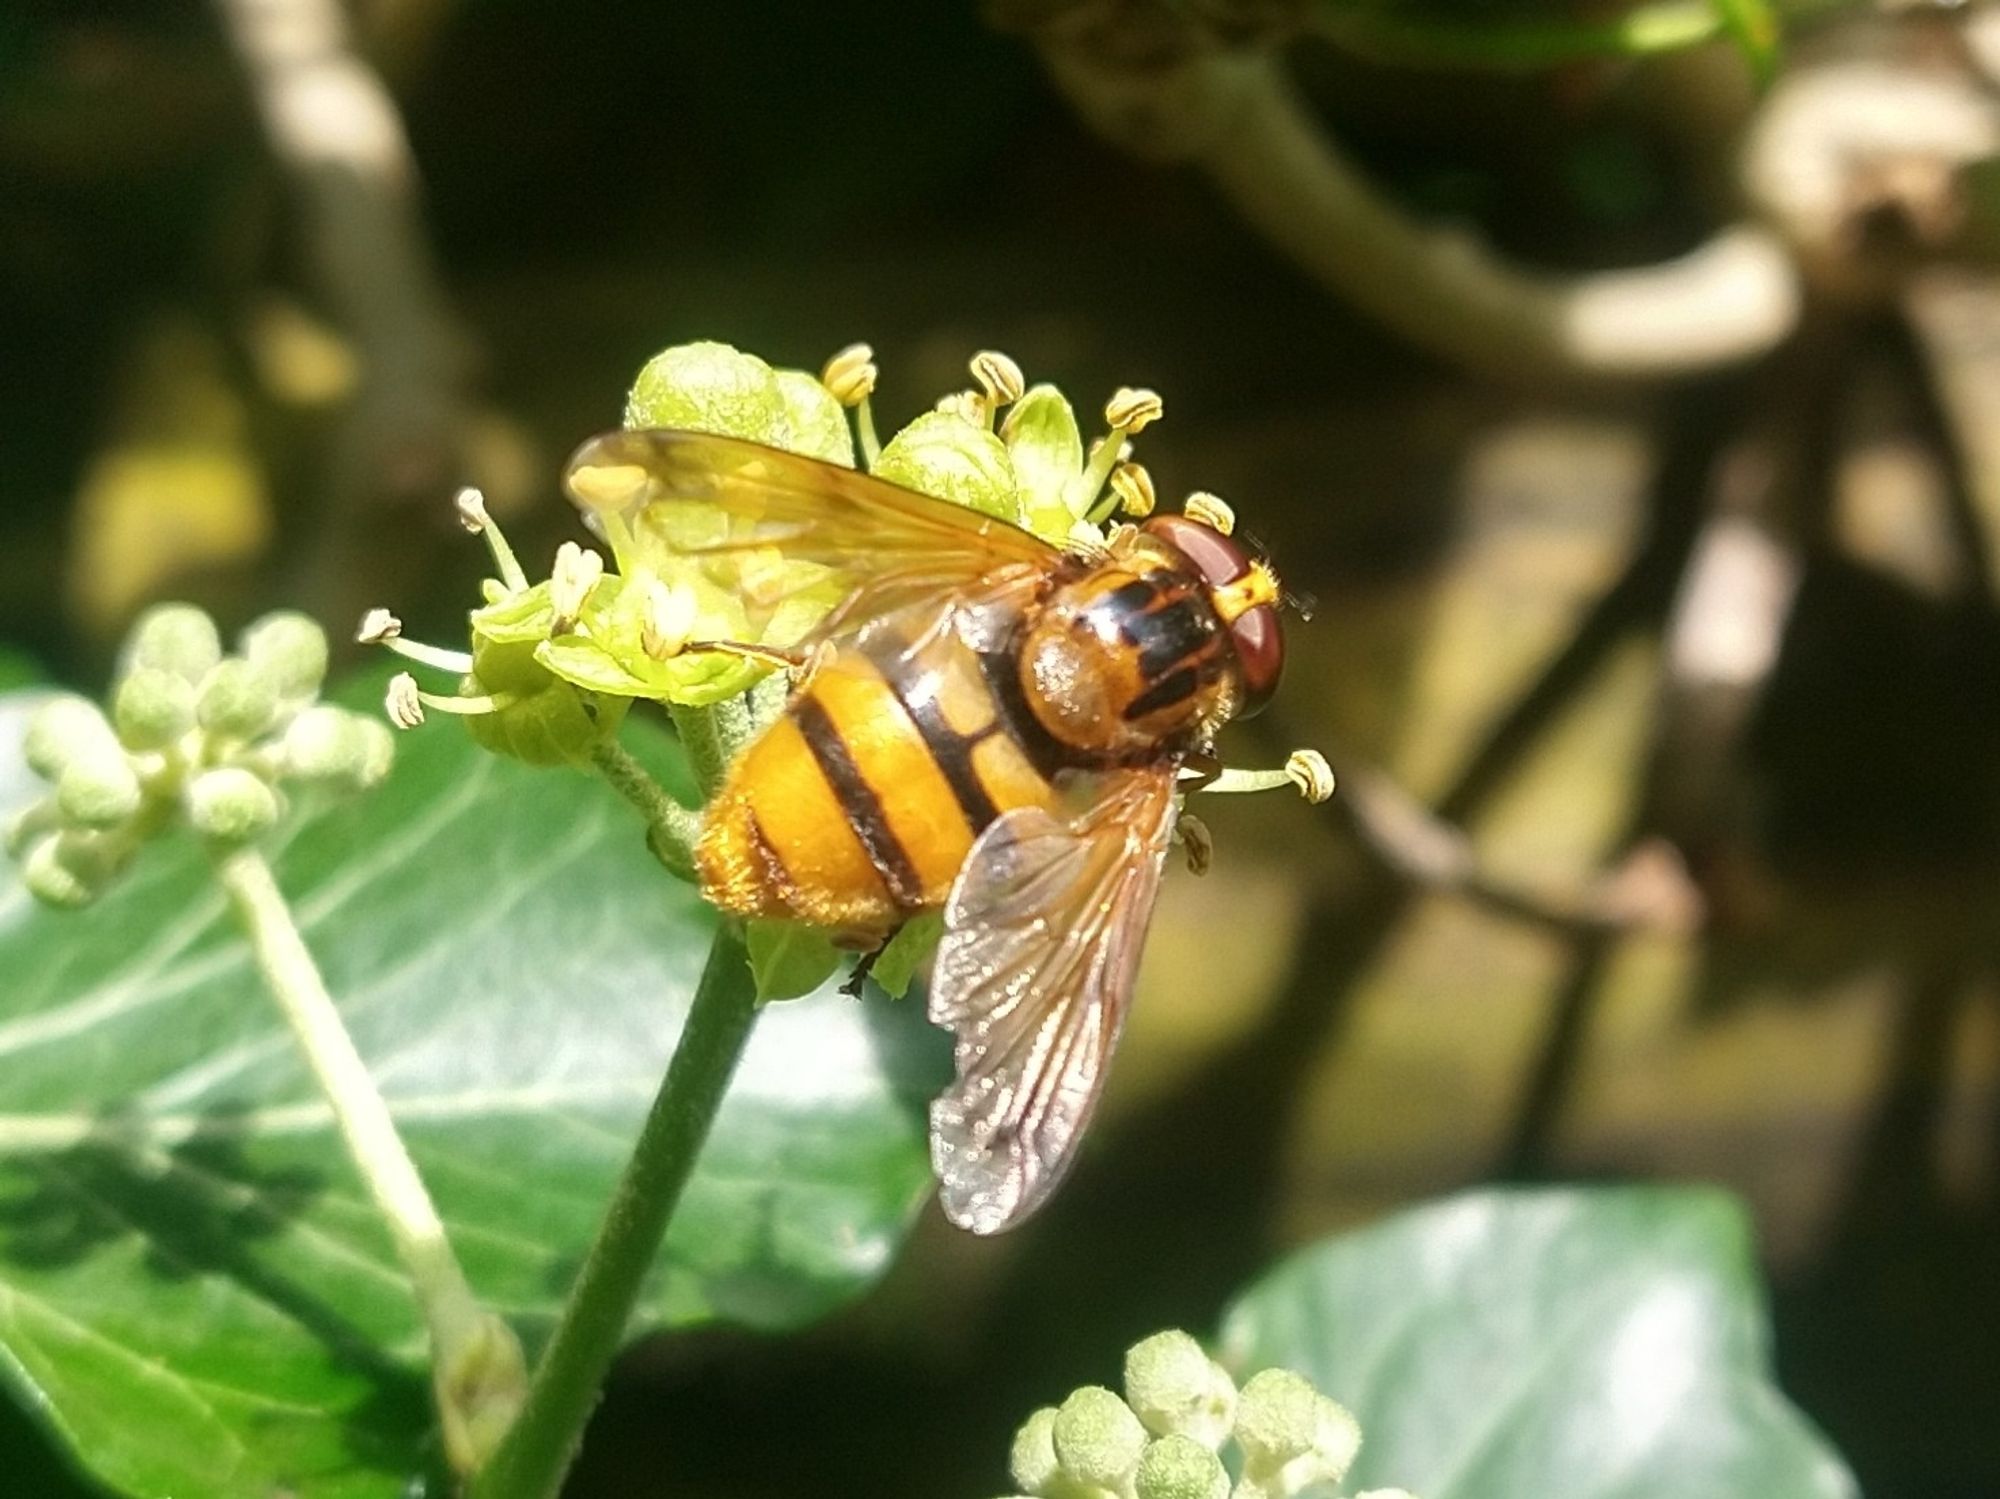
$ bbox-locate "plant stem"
[589,738,701,879]
[667,702,734,798]
[210,843,525,1473]
[468,919,758,1499]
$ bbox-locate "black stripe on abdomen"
[793,694,926,907]
[872,649,1003,833]
[978,648,1073,780]
[1124,665,1199,721]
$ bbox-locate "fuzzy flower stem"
[589,738,701,879]
[211,844,522,1472]
[467,919,759,1499]
[667,703,736,800]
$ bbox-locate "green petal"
[1003,383,1085,540]
[874,410,1024,523]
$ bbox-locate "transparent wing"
[927,766,1180,1234]
[564,429,1060,648]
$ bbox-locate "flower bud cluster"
[997,1331,1413,1499]
[10,603,391,907]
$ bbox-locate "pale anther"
[1183,490,1236,535]
[935,389,985,426]
[1105,386,1163,433]
[641,579,697,661]
[357,608,402,645]
[385,673,426,730]
[970,350,1025,407]
[548,542,605,633]
[453,486,491,534]
[1109,461,1156,517]
[1286,749,1336,804]
[821,342,879,406]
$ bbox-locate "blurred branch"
[1339,763,1703,934]
[1306,0,1728,72]
[211,0,467,612]
[1026,40,1801,383]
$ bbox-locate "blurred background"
[5,0,2000,1494]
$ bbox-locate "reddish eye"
[1142,514,1286,717]
[1230,604,1283,717]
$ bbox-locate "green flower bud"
[773,368,855,465]
[24,695,119,780]
[196,659,280,741]
[462,629,631,766]
[1124,1331,1235,1448]
[1234,1370,1319,1470]
[1010,1407,1062,1495]
[184,766,280,843]
[22,832,120,909]
[240,610,330,701]
[874,409,1024,523]
[1053,1386,1146,1491]
[6,799,60,858]
[122,602,222,684]
[1134,1434,1228,1499]
[623,341,787,443]
[113,668,197,751]
[282,705,395,790]
[1237,1372,1361,1496]
[56,746,143,829]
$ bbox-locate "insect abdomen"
[697,630,1061,938]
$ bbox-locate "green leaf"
[1219,1186,1858,1499]
[745,919,844,1002]
[1710,0,1782,83]
[0,682,946,1499]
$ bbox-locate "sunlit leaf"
[1220,1187,1859,1499]
[0,681,945,1498]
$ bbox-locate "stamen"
[1195,749,1335,804]
[385,673,426,729]
[358,609,475,673]
[822,342,882,469]
[548,542,605,634]
[1088,460,1157,525]
[357,608,401,645]
[1104,387,1163,433]
[457,486,529,592]
[641,579,697,661]
[935,389,986,428]
[1183,491,1236,535]
[970,350,1025,415]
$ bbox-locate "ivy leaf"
[1219,1186,1858,1499]
[0,684,946,1499]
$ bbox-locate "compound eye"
[1231,604,1283,717]
[1143,514,1252,592]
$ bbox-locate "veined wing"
[564,429,1061,648]
[927,766,1180,1234]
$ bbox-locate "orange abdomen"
[697,628,1061,940]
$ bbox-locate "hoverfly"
[565,429,1290,1234]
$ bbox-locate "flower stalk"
[211,843,526,1474]
[466,918,759,1499]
